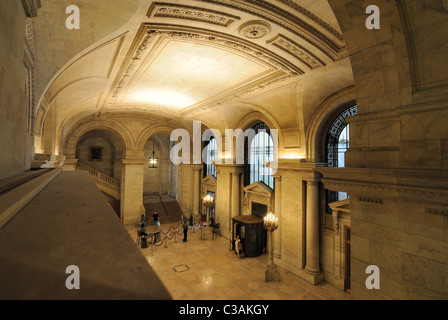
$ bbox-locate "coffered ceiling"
[34,0,354,140]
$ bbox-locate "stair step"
[143,194,184,224]
[34,154,51,161]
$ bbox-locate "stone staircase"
[31,153,51,169]
[75,162,120,200]
[144,194,183,225]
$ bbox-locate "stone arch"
[63,119,134,158]
[135,125,178,152]
[305,86,356,162]
[235,110,284,151]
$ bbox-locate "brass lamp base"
[265,263,281,282]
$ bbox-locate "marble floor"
[126,222,350,300]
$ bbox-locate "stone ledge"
[0,171,171,300]
[0,169,61,230]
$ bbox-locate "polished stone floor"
[126,222,350,300]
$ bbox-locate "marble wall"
[0,0,31,180]
[322,0,448,300]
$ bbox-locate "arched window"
[204,137,217,177]
[326,105,357,208]
[244,122,275,189]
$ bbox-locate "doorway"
[251,202,267,254]
[344,226,351,292]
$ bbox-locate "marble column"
[273,174,282,259]
[120,156,145,225]
[305,178,321,275]
[231,171,241,218]
[192,165,202,217]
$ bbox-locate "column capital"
[122,158,146,165]
[215,163,244,174]
[192,164,203,171]
[304,171,322,183]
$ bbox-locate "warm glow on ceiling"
[129,90,195,108]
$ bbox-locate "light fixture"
[149,135,158,168]
[202,194,215,208]
[263,212,278,231]
[202,195,215,229]
[264,212,280,282]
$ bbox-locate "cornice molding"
[195,0,347,60]
[147,2,241,27]
[267,34,326,70]
[321,178,448,206]
[276,0,343,41]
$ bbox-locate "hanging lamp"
[149,135,158,168]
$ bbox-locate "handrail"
[158,194,169,216]
[75,162,120,188]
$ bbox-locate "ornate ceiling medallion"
[238,20,271,39]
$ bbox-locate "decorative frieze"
[267,34,325,69]
[195,0,347,61]
[359,197,383,204]
[147,2,240,27]
[276,0,343,41]
[425,208,448,216]
[322,178,448,205]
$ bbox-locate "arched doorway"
[75,129,124,217]
[143,133,179,224]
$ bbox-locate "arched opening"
[143,133,179,225]
[203,137,217,178]
[244,122,275,190]
[325,105,357,210]
[75,129,124,217]
[143,134,176,196]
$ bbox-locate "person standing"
[189,214,193,228]
[149,210,160,228]
[183,221,188,242]
[140,213,147,226]
[234,235,242,260]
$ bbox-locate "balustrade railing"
[75,162,120,189]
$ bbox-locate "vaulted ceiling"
[34,0,354,151]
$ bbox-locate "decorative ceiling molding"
[267,34,326,70]
[111,23,303,110]
[276,0,343,41]
[238,20,271,39]
[147,2,241,27]
[182,71,296,116]
[45,77,106,104]
[195,0,347,61]
[145,25,303,75]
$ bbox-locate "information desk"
[231,215,266,258]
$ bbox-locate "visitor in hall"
[140,213,147,226]
[234,235,242,260]
[183,220,188,242]
[149,210,159,227]
[139,224,148,237]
